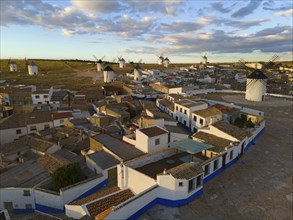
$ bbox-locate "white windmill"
[7,58,17,72]
[117,56,126,68]
[103,66,115,83]
[201,54,208,65]
[93,55,105,71]
[156,54,164,65]
[132,59,143,81]
[245,69,268,102]
[27,60,38,75]
[240,55,279,102]
[163,57,170,68]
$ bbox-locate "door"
[240,142,245,156]
[108,167,117,184]
[222,153,227,168]
[4,202,13,212]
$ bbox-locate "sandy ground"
[74,70,103,82]
[138,94,293,220]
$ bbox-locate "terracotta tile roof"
[52,112,73,120]
[27,136,55,153]
[86,189,134,218]
[192,107,221,118]
[212,121,249,140]
[0,111,52,130]
[162,162,203,180]
[38,153,70,174]
[139,126,168,137]
[69,186,120,205]
[193,132,232,153]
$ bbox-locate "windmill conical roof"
[29,61,37,66]
[247,69,267,79]
[103,66,113,71]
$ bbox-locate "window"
[155,138,160,145]
[179,182,183,187]
[25,204,32,209]
[229,150,234,160]
[16,129,22,134]
[204,164,210,176]
[23,190,31,196]
[44,124,50,129]
[184,109,187,114]
[176,106,178,111]
[30,126,36,131]
[188,178,195,192]
[196,175,202,188]
[193,115,197,121]
[213,159,219,171]
[200,118,204,125]
[180,108,182,112]
[35,95,40,99]
[44,95,48,98]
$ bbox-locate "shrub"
[51,163,86,191]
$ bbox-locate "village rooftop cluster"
[0,56,292,219]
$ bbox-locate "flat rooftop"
[0,159,49,188]
[175,99,206,108]
[92,134,144,161]
[136,152,190,179]
[169,138,212,155]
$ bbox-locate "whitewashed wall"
[0,188,35,210]
[119,167,156,194]
[61,175,107,204]
[34,188,64,210]
[0,127,27,144]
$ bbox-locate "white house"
[31,87,54,104]
[191,107,222,132]
[27,61,38,75]
[52,112,74,127]
[197,121,250,156]
[174,99,208,128]
[0,111,53,144]
[123,126,169,153]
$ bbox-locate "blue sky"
[1,0,292,63]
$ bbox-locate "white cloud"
[275,9,293,17]
[71,0,124,14]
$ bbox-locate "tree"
[51,163,86,191]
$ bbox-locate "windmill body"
[103,66,114,83]
[201,56,208,65]
[9,62,17,72]
[97,60,103,71]
[118,58,126,68]
[27,61,38,75]
[163,57,170,68]
[133,66,142,81]
[245,69,267,102]
[157,56,164,65]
